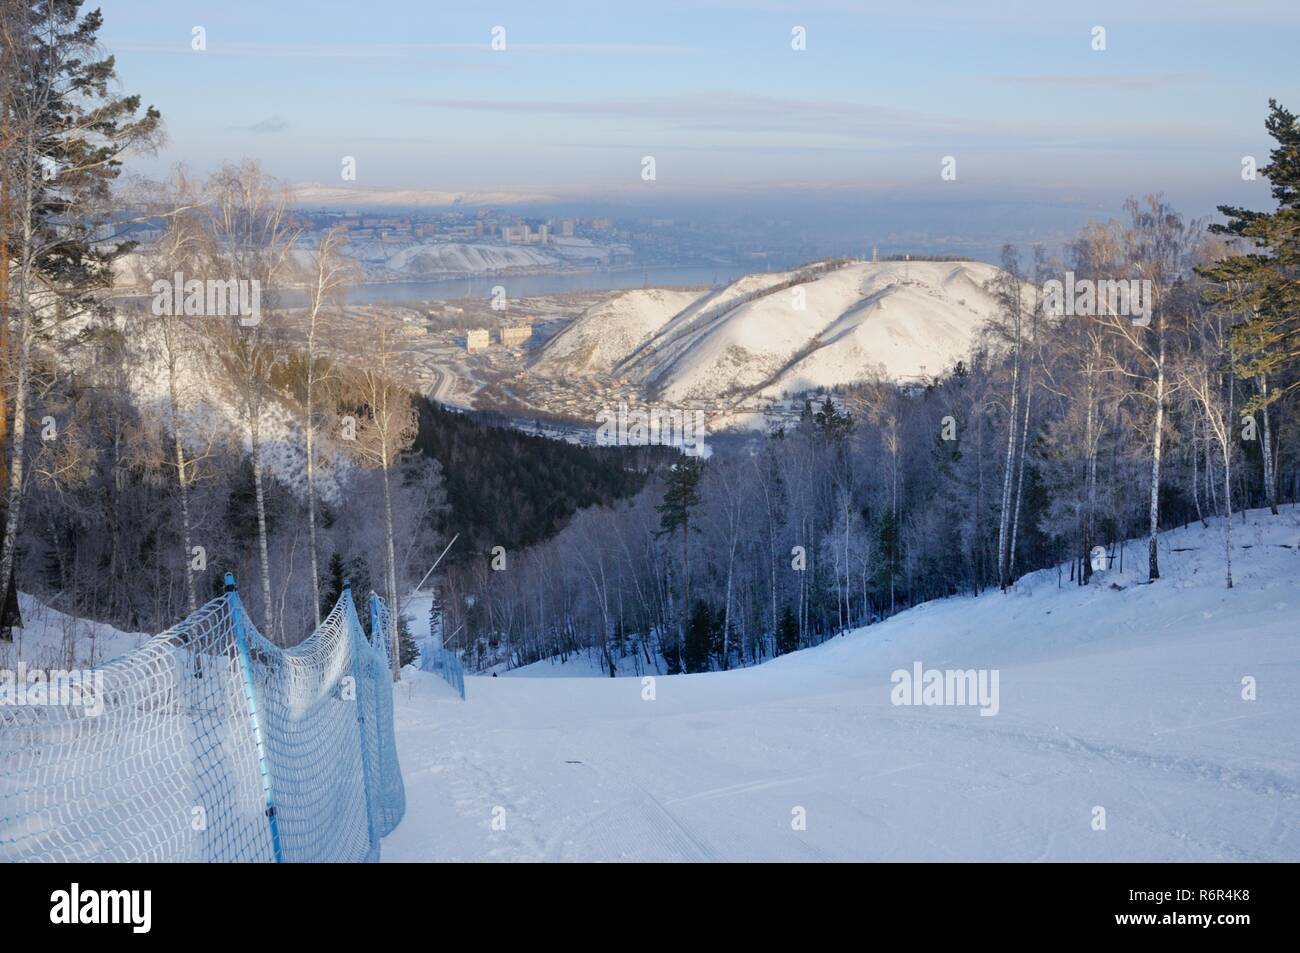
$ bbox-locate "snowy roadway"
[384,509,1300,862]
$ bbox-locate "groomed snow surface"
[386,507,1299,861]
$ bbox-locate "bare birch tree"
[303,225,358,624]
[204,160,301,639]
[349,323,418,678]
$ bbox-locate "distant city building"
[500,324,533,347]
[503,223,547,244]
[466,329,490,353]
[561,219,575,237]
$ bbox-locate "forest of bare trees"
[2,4,1295,686]
[0,4,445,651]
[442,182,1298,675]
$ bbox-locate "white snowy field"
[385,507,1300,862]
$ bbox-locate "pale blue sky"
[96,0,1298,217]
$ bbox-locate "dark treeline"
[412,399,671,558]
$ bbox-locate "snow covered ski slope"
[386,507,1299,862]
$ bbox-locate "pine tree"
[683,600,712,674]
[1199,98,1299,517]
[874,506,901,615]
[776,605,800,656]
[1201,100,1300,402]
[0,1,158,638]
[321,551,347,615]
[708,602,726,666]
[655,457,704,669]
[397,612,418,669]
[813,395,853,445]
[428,583,445,647]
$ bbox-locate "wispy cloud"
[403,92,972,135]
[229,116,289,134]
[113,41,692,59]
[987,72,1204,91]
[402,91,1239,156]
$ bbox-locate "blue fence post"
[345,581,379,854]
[226,572,284,863]
[369,592,380,649]
[366,590,387,836]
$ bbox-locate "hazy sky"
[96,0,1297,219]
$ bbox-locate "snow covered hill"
[286,183,557,208]
[532,259,1007,407]
[531,289,702,377]
[347,240,560,281]
[385,507,1300,861]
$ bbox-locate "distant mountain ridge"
[533,259,1009,406]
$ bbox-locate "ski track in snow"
[384,508,1300,862]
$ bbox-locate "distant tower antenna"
[871,243,877,263]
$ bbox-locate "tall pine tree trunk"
[1081,372,1097,585]
[1147,354,1165,580]
[164,322,197,613]
[1214,385,1235,590]
[0,94,19,636]
[1191,422,1208,528]
[722,543,734,669]
[997,371,1019,590]
[305,357,321,626]
[1257,375,1279,515]
[251,414,275,640]
[0,156,36,630]
[1008,381,1032,582]
[381,458,401,679]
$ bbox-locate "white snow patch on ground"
[1,594,149,671]
[119,319,353,507]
